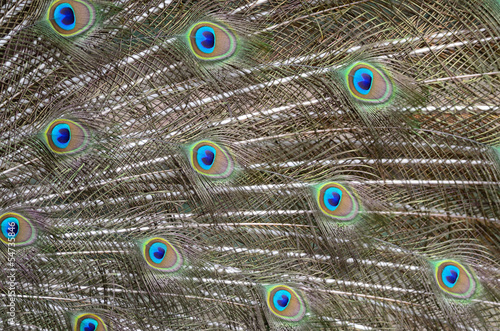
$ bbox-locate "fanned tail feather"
[1,0,499,330]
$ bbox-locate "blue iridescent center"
[273,289,291,311]
[324,187,342,211]
[442,265,460,288]
[80,318,98,331]
[353,68,373,95]
[197,145,216,170]
[51,123,71,149]
[195,27,216,54]
[150,242,167,264]
[1,217,19,239]
[54,3,76,31]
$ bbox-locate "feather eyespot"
[0,212,37,246]
[190,140,234,178]
[74,314,107,331]
[266,285,306,322]
[143,238,183,272]
[435,260,476,299]
[47,0,95,37]
[187,22,237,61]
[316,182,359,221]
[44,119,89,154]
[346,63,392,103]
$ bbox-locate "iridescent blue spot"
[442,265,460,288]
[51,123,71,149]
[353,68,373,95]
[273,289,291,311]
[150,242,167,264]
[1,217,19,239]
[195,27,216,54]
[54,3,76,31]
[80,318,97,331]
[197,145,216,170]
[324,187,342,211]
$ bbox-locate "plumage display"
[1,0,499,329]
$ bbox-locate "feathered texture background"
[0,0,499,330]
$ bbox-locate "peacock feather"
[1,0,499,329]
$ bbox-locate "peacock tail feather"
[1,0,499,329]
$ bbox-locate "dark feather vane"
[1,0,499,330]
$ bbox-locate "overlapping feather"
[1,0,499,330]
